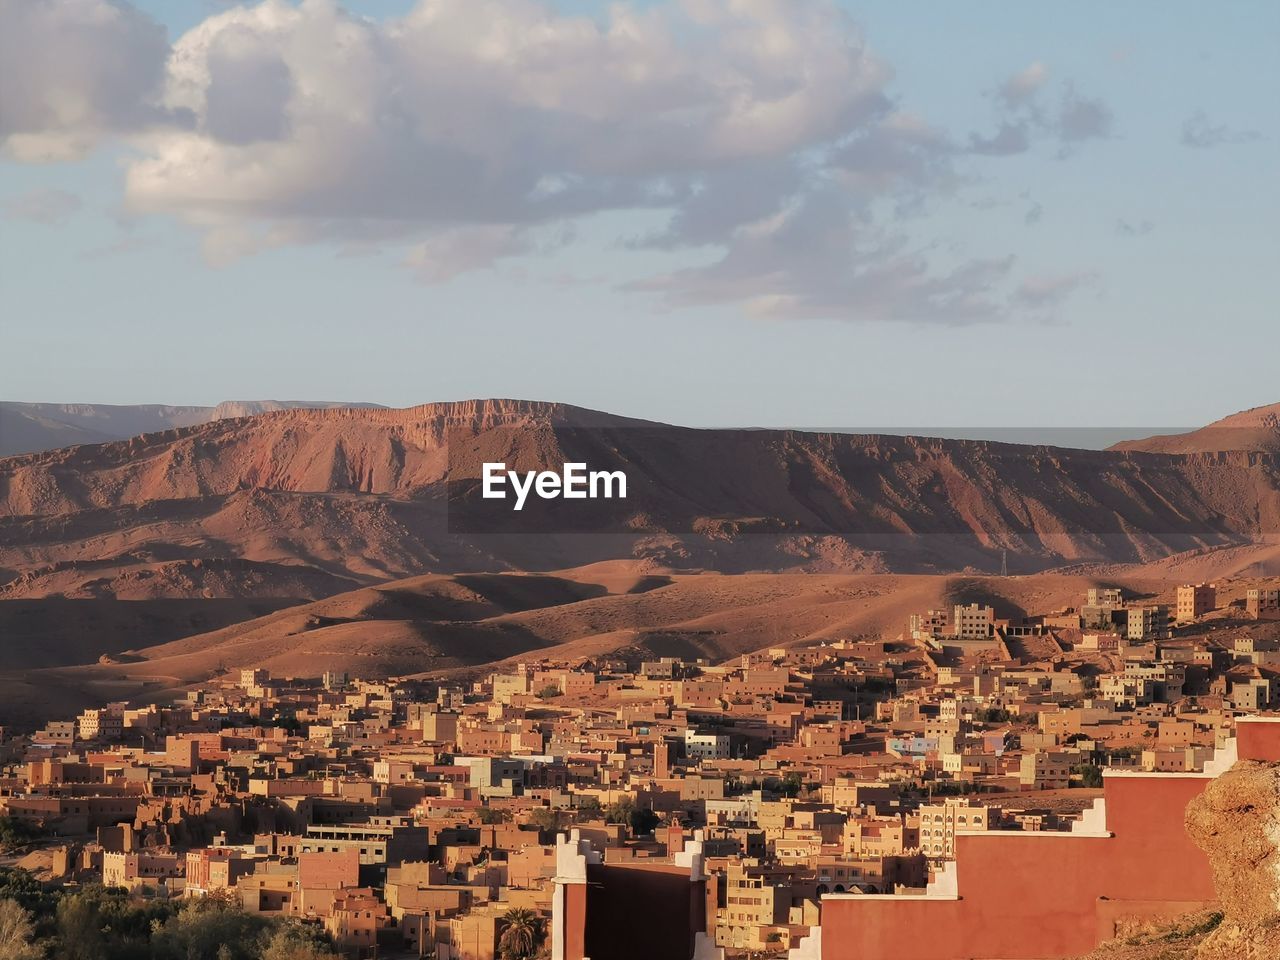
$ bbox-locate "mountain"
[2,399,1279,604]
[0,400,386,457]
[1110,402,1280,455]
[0,402,210,456]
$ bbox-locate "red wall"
[816,723,1280,960]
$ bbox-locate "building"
[1246,587,1280,619]
[1019,749,1079,789]
[917,799,996,859]
[1122,662,1185,702]
[1082,588,1125,631]
[909,610,949,641]
[714,858,801,951]
[1086,588,1125,607]
[76,707,123,742]
[1078,633,1121,652]
[796,718,1278,960]
[186,848,252,896]
[102,850,184,892]
[299,821,430,871]
[1125,605,1170,641]
[684,729,731,760]
[1176,583,1216,623]
[952,604,995,640]
[1232,678,1273,711]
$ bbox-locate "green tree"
[54,892,106,960]
[1075,765,1104,788]
[536,685,562,700]
[603,796,634,825]
[149,894,268,960]
[497,908,545,960]
[628,807,659,837]
[0,821,36,856]
[0,869,52,918]
[0,899,41,960]
[259,921,341,960]
[528,808,560,832]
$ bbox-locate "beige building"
[1019,749,1080,789]
[1126,605,1170,641]
[917,798,996,858]
[1176,583,1216,622]
[715,859,799,951]
[952,604,995,639]
[76,707,123,742]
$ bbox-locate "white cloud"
[124,0,890,233]
[0,0,172,160]
[0,0,1100,324]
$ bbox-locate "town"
[2,579,1278,959]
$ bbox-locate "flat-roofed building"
[1176,583,1216,622]
[952,604,995,639]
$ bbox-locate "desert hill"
[0,399,385,457]
[42,565,1192,690]
[3,399,1279,603]
[1111,402,1280,455]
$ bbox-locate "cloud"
[1116,218,1153,237]
[968,122,1032,157]
[0,0,173,160]
[3,187,82,224]
[1180,111,1262,149]
[1014,271,1098,309]
[969,67,1113,157]
[1056,86,1113,145]
[998,62,1049,108]
[630,188,1018,325]
[403,225,534,283]
[123,0,890,236]
[1,0,1098,325]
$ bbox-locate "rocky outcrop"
[1072,757,1280,960]
[1184,760,1280,959]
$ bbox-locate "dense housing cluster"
[1,578,1278,959]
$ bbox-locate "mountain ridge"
[2,399,1279,600]
[0,399,388,458]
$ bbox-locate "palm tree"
[498,907,545,960]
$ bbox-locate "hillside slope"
[1111,402,1280,455]
[46,566,1184,687]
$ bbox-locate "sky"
[1,0,1277,431]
